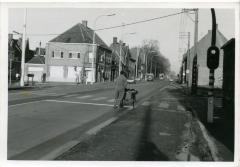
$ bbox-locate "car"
[146,73,154,81]
[169,78,174,82]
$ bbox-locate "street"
[8,81,168,160]
[5,7,235,163]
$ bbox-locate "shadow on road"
[135,105,169,161]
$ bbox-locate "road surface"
[8,80,168,160]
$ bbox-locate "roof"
[221,38,235,49]
[183,29,228,59]
[35,47,46,55]
[50,23,110,50]
[27,55,45,64]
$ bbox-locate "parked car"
[146,73,154,81]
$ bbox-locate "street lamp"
[13,9,27,87]
[92,13,116,84]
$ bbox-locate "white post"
[20,8,27,87]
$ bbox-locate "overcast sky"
[8,8,235,73]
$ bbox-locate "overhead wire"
[24,11,185,37]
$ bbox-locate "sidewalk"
[182,86,234,161]
[56,83,221,161]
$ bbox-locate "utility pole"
[207,8,219,123]
[191,8,199,94]
[20,8,27,87]
[183,32,190,84]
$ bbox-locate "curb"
[187,101,220,161]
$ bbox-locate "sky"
[8,8,235,73]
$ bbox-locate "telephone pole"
[20,8,27,87]
[191,8,199,94]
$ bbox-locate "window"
[61,52,64,58]
[69,53,72,58]
[77,53,80,58]
[52,51,54,58]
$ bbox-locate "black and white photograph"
[0,1,239,166]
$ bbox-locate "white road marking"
[63,94,78,98]
[177,105,186,111]
[152,108,187,114]
[86,117,117,135]
[159,132,172,136]
[107,99,115,103]
[92,97,108,101]
[158,102,169,108]
[45,99,114,107]
[141,101,150,106]
[39,140,79,160]
[9,100,44,107]
[31,92,58,96]
[76,95,93,99]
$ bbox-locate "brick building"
[110,37,134,80]
[45,21,112,83]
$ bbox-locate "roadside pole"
[207,8,220,123]
[20,8,27,87]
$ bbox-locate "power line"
[24,11,184,37]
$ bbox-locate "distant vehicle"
[135,77,141,81]
[159,73,164,80]
[169,78,174,82]
[146,73,154,81]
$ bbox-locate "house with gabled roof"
[182,27,227,89]
[110,37,134,80]
[45,20,112,83]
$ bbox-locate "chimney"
[82,20,88,27]
[113,37,118,44]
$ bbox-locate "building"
[181,28,227,89]
[110,37,134,79]
[8,34,34,82]
[221,38,235,120]
[45,20,112,83]
[25,55,46,82]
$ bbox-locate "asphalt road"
[8,80,168,160]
